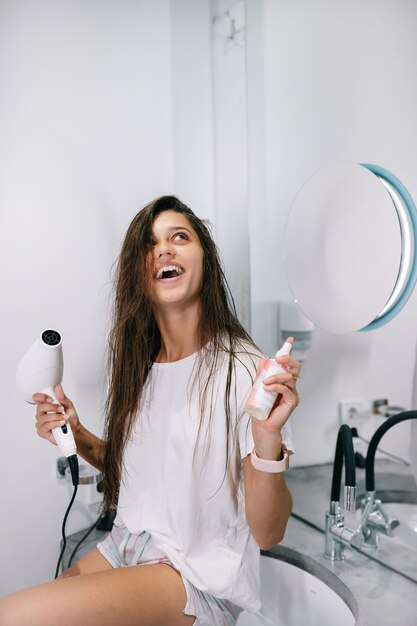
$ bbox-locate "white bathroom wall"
[3,0,414,599]
[0,0,216,595]
[247,0,417,465]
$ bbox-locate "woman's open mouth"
[154,265,185,281]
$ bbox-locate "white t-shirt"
[114,343,294,612]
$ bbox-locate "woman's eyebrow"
[167,225,193,234]
[151,225,194,240]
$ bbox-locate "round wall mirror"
[283,163,417,334]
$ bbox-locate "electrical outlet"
[339,399,364,425]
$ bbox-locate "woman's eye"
[173,232,188,241]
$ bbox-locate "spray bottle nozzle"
[275,341,293,359]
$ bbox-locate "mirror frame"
[360,164,417,332]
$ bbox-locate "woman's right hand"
[32,384,80,446]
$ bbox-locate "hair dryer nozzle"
[16,329,64,404]
[41,329,62,347]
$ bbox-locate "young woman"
[0,195,300,626]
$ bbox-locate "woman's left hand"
[251,345,301,449]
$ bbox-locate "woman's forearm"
[244,461,292,550]
[73,423,105,472]
[243,435,293,550]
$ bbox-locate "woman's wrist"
[251,447,289,473]
[71,419,82,440]
[253,433,283,461]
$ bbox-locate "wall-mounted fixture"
[283,163,417,334]
[278,300,314,361]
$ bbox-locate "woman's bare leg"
[58,546,113,578]
[0,556,196,626]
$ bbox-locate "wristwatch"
[250,447,289,473]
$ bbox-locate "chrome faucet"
[358,410,417,548]
[325,424,364,560]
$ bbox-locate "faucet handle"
[349,499,374,548]
[366,502,400,538]
[350,528,365,549]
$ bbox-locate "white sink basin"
[237,552,356,626]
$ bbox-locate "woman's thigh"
[59,546,112,578]
[0,562,196,626]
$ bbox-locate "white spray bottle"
[245,340,293,420]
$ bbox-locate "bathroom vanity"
[281,459,417,625]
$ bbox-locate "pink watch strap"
[250,448,289,473]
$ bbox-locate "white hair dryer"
[16,329,78,484]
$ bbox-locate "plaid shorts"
[96,525,243,626]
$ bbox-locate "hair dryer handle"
[52,422,77,458]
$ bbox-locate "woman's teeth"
[155,265,184,279]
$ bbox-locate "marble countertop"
[269,459,417,625]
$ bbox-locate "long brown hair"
[101,195,259,512]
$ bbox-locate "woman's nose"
[156,245,173,259]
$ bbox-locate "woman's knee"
[0,592,27,626]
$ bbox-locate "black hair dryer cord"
[54,454,79,578]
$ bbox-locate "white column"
[211,0,251,331]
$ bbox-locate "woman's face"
[149,210,204,310]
